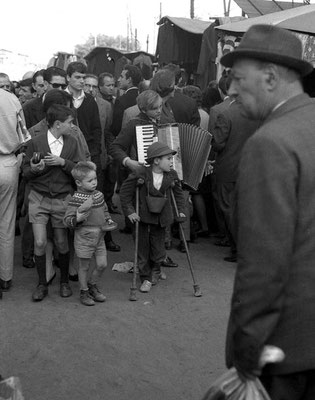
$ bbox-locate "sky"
[0,0,243,66]
[1,0,313,77]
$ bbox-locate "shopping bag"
[0,377,24,400]
[201,368,270,400]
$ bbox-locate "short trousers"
[74,226,106,259]
[28,189,71,228]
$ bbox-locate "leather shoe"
[106,240,121,252]
[60,283,72,298]
[0,279,12,292]
[32,284,48,301]
[161,256,178,268]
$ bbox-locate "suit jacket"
[209,98,260,183]
[122,104,140,130]
[111,87,139,136]
[95,96,112,168]
[226,93,315,375]
[76,93,102,157]
[167,91,200,126]
[23,96,44,129]
[119,166,185,228]
[23,131,80,197]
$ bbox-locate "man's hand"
[204,160,215,176]
[125,158,144,173]
[236,367,261,383]
[128,213,140,223]
[179,212,186,218]
[44,152,65,167]
[30,158,45,172]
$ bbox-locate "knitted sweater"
[63,190,111,229]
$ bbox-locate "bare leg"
[45,239,56,282]
[89,254,107,285]
[78,258,90,290]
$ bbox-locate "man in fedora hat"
[220,24,315,398]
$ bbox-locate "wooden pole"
[190,0,195,19]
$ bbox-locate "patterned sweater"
[63,190,110,229]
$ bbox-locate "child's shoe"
[151,271,167,286]
[139,280,152,293]
[80,289,95,306]
[88,283,106,302]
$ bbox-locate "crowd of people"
[0,60,231,305]
[1,23,315,399]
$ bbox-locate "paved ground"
[0,207,236,400]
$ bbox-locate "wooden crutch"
[170,183,202,297]
[129,178,144,301]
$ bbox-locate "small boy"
[119,142,186,293]
[23,104,80,302]
[64,161,115,306]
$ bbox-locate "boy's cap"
[146,142,176,162]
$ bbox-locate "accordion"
[136,123,212,191]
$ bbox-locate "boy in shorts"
[64,161,115,306]
[119,142,186,293]
[23,104,80,301]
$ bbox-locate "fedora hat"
[221,24,313,77]
[146,142,176,162]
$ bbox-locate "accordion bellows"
[136,123,212,191]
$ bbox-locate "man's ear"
[75,179,81,188]
[263,64,278,90]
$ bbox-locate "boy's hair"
[44,67,66,82]
[162,63,181,85]
[66,62,87,77]
[150,69,175,98]
[46,104,74,128]
[124,64,142,87]
[182,85,202,107]
[71,161,97,181]
[137,90,161,112]
[32,69,45,84]
[43,89,73,113]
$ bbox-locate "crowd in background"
[0,61,245,304]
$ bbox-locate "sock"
[35,254,47,285]
[58,252,70,283]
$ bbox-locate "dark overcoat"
[226,93,315,375]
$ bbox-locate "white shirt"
[48,130,64,156]
[65,87,85,109]
[153,171,163,190]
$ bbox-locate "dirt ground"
[0,206,235,400]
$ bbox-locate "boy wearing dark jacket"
[119,142,185,293]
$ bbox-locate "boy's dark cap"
[146,142,176,162]
[221,24,313,77]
